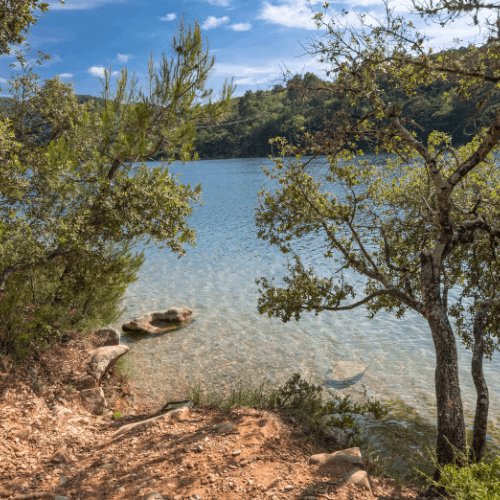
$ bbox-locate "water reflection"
[113,156,500,424]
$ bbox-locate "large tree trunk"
[470,300,491,464]
[420,251,467,484]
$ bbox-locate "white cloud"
[0,77,7,83]
[257,0,325,30]
[58,73,73,78]
[214,56,327,84]
[89,66,106,77]
[230,22,252,31]
[159,13,176,21]
[48,0,124,10]
[117,53,131,63]
[88,66,118,77]
[214,63,275,75]
[234,77,270,85]
[202,16,230,30]
[205,0,231,6]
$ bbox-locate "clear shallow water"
[112,156,500,425]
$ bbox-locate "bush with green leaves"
[185,372,388,449]
[418,435,500,500]
[265,373,389,448]
[0,242,144,359]
[0,17,234,360]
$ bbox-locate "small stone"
[49,448,69,464]
[231,449,242,456]
[54,497,69,500]
[117,487,125,492]
[214,421,236,434]
[95,326,121,346]
[59,477,68,485]
[145,492,164,500]
[284,485,293,491]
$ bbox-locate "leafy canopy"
[0,18,235,359]
[0,1,64,55]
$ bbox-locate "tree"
[0,0,63,55]
[254,0,500,490]
[0,18,235,358]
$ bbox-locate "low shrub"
[265,373,389,449]
[417,434,500,500]
[0,244,144,362]
[185,372,389,450]
[112,352,135,384]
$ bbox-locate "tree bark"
[420,250,467,483]
[470,300,491,463]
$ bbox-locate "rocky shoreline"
[0,315,497,500]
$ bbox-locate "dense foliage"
[0,19,234,360]
[254,0,500,493]
[193,58,499,159]
[0,0,59,55]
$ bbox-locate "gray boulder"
[95,326,121,346]
[75,344,129,391]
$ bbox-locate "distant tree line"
[2,47,493,163]
[192,55,499,159]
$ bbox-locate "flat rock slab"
[122,307,193,336]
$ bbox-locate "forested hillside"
[0,48,497,161]
[193,61,499,159]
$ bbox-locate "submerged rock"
[122,307,193,336]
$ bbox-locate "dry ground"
[0,329,435,500]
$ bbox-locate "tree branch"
[107,158,122,181]
[448,106,500,189]
[452,215,500,248]
[303,288,394,311]
[0,246,71,292]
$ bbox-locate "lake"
[112,155,500,430]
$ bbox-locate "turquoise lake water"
[112,155,500,428]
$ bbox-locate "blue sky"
[0,0,490,99]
